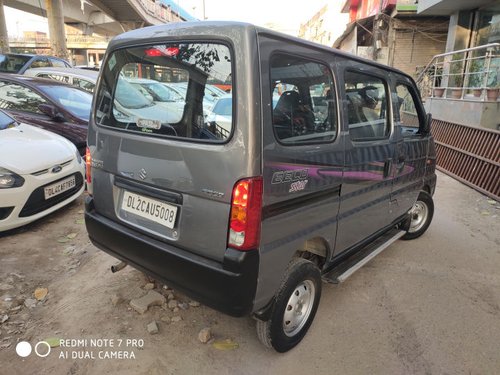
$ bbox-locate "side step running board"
[323,229,406,284]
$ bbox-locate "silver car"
[24,67,98,93]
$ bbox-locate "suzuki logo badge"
[138,168,147,180]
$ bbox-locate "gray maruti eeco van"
[85,22,436,352]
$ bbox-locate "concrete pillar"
[0,0,10,53]
[45,0,68,59]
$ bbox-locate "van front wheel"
[402,191,434,240]
[256,258,321,352]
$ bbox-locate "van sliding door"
[335,65,397,253]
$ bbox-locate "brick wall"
[390,17,448,78]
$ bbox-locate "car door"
[0,79,85,152]
[390,78,429,218]
[335,64,397,254]
[255,36,344,304]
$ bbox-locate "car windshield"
[0,54,31,73]
[38,85,92,121]
[116,79,153,109]
[137,82,184,102]
[206,85,226,98]
[212,97,232,116]
[0,110,17,129]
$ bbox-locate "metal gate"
[432,119,500,200]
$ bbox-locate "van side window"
[344,71,389,141]
[271,54,336,144]
[395,83,422,136]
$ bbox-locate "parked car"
[74,65,100,72]
[164,81,220,115]
[0,53,71,74]
[0,110,84,232]
[85,22,436,352]
[205,84,228,98]
[0,74,92,155]
[127,77,184,103]
[112,78,184,127]
[205,95,232,137]
[169,82,226,101]
[24,67,98,93]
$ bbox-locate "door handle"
[396,156,405,172]
[383,159,392,178]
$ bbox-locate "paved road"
[1,171,499,374]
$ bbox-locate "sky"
[179,0,348,35]
[4,0,348,40]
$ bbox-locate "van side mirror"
[422,113,432,134]
[38,104,66,122]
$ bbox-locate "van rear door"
[88,41,253,263]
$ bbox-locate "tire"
[256,258,321,352]
[402,191,434,240]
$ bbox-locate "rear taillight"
[85,147,91,184]
[228,177,263,251]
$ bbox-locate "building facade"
[417,0,500,130]
[298,5,349,47]
[334,0,449,79]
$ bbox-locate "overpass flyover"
[1,0,195,59]
[4,0,194,36]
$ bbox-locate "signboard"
[347,0,397,22]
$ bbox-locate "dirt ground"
[1,171,499,375]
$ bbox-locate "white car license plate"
[121,191,178,229]
[44,176,76,200]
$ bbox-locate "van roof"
[108,21,415,83]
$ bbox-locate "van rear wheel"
[256,258,321,352]
[402,191,434,240]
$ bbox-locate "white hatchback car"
[0,111,84,231]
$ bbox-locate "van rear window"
[94,42,233,142]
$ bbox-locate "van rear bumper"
[84,196,258,317]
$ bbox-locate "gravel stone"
[110,294,123,307]
[24,298,37,309]
[130,291,166,314]
[198,327,211,343]
[147,321,159,334]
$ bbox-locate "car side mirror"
[38,104,66,122]
[422,113,432,134]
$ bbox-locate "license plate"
[44,176,76,200]
[121,190,178,229]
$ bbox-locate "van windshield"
[95,42,233,142]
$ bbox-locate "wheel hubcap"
[408,200,428,233]
[283,279,315,337]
